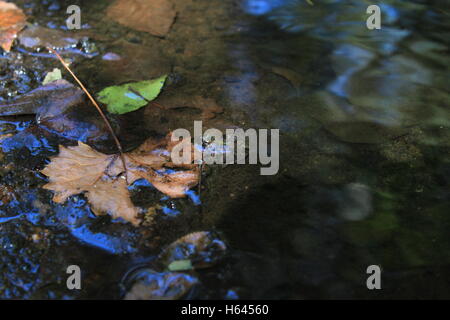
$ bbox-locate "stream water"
[0,0,449,299]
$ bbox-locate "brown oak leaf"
[106,0,176,37]
[41,135,198,225]
[0,1,26,52]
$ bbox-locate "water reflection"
[236,0,449,144]
[243,0,285,15]
[0,0,448,299]
[217,0,450,298]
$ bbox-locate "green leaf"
[96,75,167,114]
[43,68,62,85]
[167,259,193,272]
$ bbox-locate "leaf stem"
[47,47,128,182]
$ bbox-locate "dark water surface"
[0,0,449,299]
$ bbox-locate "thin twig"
[47,47,128,182]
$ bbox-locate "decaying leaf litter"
[106,0,177,37]
[0,0,225,226]
[41,135,199,225]
[0,50,199,225]
[0,0,236,300]
[0,1,26,52]
[1,0,449,301]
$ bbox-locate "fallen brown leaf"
[0,1,26,52]
[106,0,176,37]
[41,135,198,225]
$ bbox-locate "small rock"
[124,268,198,300]
[159,231,227,270]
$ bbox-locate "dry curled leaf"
[106,0,176,37]
[41,135,198,225]
[0,1,26,52]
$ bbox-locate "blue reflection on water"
[0,214,23,224]
[0,131,56,155]
[186,190,201,206]
[128,178,153,191]
[71,224,136,254]
[0,120,31,132]
[161,205,181,217]
[243,0,285,15]
[379,3,399,23]
[53,199,137,254]
[1,188,137,255]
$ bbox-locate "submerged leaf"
[41,135,199,225]
[106,0,176,37]
[97,75,168,114]
[0,1,26,52]
[42,68,62,85]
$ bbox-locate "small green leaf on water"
[43,68,62,85]
[96,75,168,114]
[168,259,193,272]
